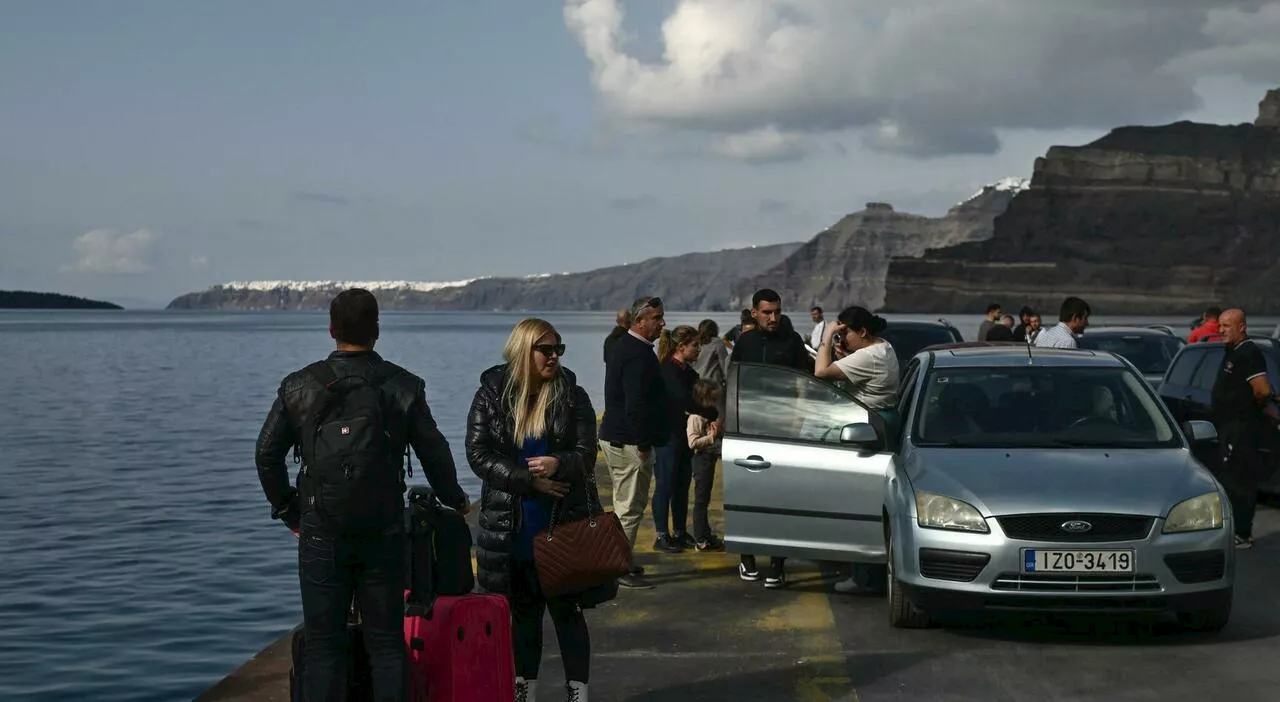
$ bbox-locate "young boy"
[687,379,724,551]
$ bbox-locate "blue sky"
[2,1,1277,305]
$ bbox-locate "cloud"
[709,126,808,163]
[292,191,353,206]
[564,0,1279,160]
[189,254,208,268]
[608,194,659,211]
[62,229,158,274]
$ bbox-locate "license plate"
[1023,549,1134,573]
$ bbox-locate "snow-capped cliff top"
[965,177,1030,202]
[220,279,481,292]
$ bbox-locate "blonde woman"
[466,318,601,702]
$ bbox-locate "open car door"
[722,362,892,563]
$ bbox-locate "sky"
[2,1,1279,306]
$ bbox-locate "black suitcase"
[404,486,475,615]
[289,599,374,702]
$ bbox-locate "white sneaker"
[516,677,537,702]
[566,680,589,702]
[833,576,861,594]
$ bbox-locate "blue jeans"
[652,441,693,537]
[298,513,406,701]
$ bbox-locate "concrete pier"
[197,462,1280,702]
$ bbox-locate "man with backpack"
[255,288,470,701]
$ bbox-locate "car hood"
[904,448,1218,517]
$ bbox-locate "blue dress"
[511,435,551,563]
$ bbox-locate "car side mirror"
[839,422,880,447]
[1184,420,1218,443]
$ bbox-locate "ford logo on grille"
[1060,520,1093,533]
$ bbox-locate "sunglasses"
[630,297,663,318]
[534,343,566,358]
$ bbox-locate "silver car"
[722,346,1235,631]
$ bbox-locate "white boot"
[566,680,588,702]
[516,677,537,702]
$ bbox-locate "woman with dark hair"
[813,306,900,596]
[652,325,716,552]
[466,318,603,702]
[691,319,728,387]
[814,306,900,412]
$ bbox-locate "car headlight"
[1163,492,1224,533]
[915,491,989,533]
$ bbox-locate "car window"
[1163,348,1203,388]
[1077,334,1185,375]
[913,366,1179,449]
[736,363,871,444]
[880,326,962,364]
[898,361,920,418]
[1190,348,1225,391]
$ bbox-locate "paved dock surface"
[199,463,1280,702]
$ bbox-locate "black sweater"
[660,358,718,439]
[599,332,669,450]
[729,328,814,372]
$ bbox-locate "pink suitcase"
[404,593,515,702]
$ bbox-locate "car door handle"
[734,456,772,470]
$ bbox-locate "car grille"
[918,548,990,582]
[997,514,1153,542]
[991,572,1161,592]
[1164,551,1227,584]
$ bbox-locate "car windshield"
[1076,334,1184,375]
[913,366,1180,448]
[882,326,961,364]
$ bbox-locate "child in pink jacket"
[686,379,724,551]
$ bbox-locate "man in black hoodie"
[729,289,813,589]
[599,295,669,589]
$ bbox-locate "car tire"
[1177,589,1233,633]
[887,526,931,629]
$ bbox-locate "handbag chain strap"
[545,455,603,541]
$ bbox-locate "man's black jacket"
[729,328,814,372]
[254,350,469,526]
[599,332,669,451]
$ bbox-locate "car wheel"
[887,525,931,629]
[1177,590,1233,633]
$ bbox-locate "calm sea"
[0,308,1262,701]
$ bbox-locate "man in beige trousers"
[598,296,668,589]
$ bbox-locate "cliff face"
[166,243,801,312]
[883,89,1280,315]
[731,180,1027,311]
[1259,89,1280,128]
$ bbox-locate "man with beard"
[729,288,813,588]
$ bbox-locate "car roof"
[884,318,958,330]
[927,346,1131,369]
[1176,337,1278,352]
[1081,326,1178,337]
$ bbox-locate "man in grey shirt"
[978,303,1001,340]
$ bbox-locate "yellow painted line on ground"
[757,591,857,702]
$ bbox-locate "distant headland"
[0,290,122,310]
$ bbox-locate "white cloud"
[709,126,808,163]
[189,254,209,268]
[62,229,158,274]
[564,0,1280,160]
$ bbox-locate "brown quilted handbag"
[533,466,632,597]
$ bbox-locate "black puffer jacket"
[465,364,600,595]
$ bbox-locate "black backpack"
[295,361,408,534]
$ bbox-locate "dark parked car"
[1157,339,1280,494]
[1077,326,1185,390]
[882,319,965,366]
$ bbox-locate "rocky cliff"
[166,243,802,312]
[883,87,1280,315]
[731,179,1028,311]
